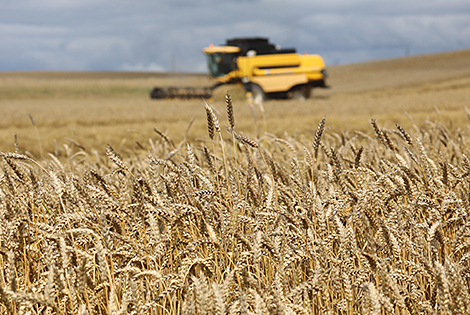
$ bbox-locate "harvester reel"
[150,86,213,99]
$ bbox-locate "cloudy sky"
[1,0,469,72]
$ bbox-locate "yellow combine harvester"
[150,37,329,100]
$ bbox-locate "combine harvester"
[150,37,329,100]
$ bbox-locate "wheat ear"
[313,116,326,160]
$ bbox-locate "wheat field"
[1,49,470,157]
[2,91,470,314]
[1,50,470,314]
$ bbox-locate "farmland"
[1,49,470,314]
[0,49,470,157]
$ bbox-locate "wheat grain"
[313,116,326,159]
[226,91,235,130]
[105,144,128,170]
[396,123,413,146]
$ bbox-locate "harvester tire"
[246,83,265,103]
[291,91,306,101]
[288,85,311,100]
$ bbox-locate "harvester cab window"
[206,53,238,77]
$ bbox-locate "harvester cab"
[203,45,240,78]
[150,37,328,100]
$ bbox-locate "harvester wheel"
[291,91,307,101]
[288,85,311,100]
[246,83,265,103]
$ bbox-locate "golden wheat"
[1,92,470,314]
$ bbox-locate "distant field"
[1,49,470,157]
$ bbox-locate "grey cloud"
[0,0,469,71]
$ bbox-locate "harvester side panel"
[251,74,309,93]
[237,52,326,94]
[236,53,302,77]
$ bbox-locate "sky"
[1,0,470,73]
